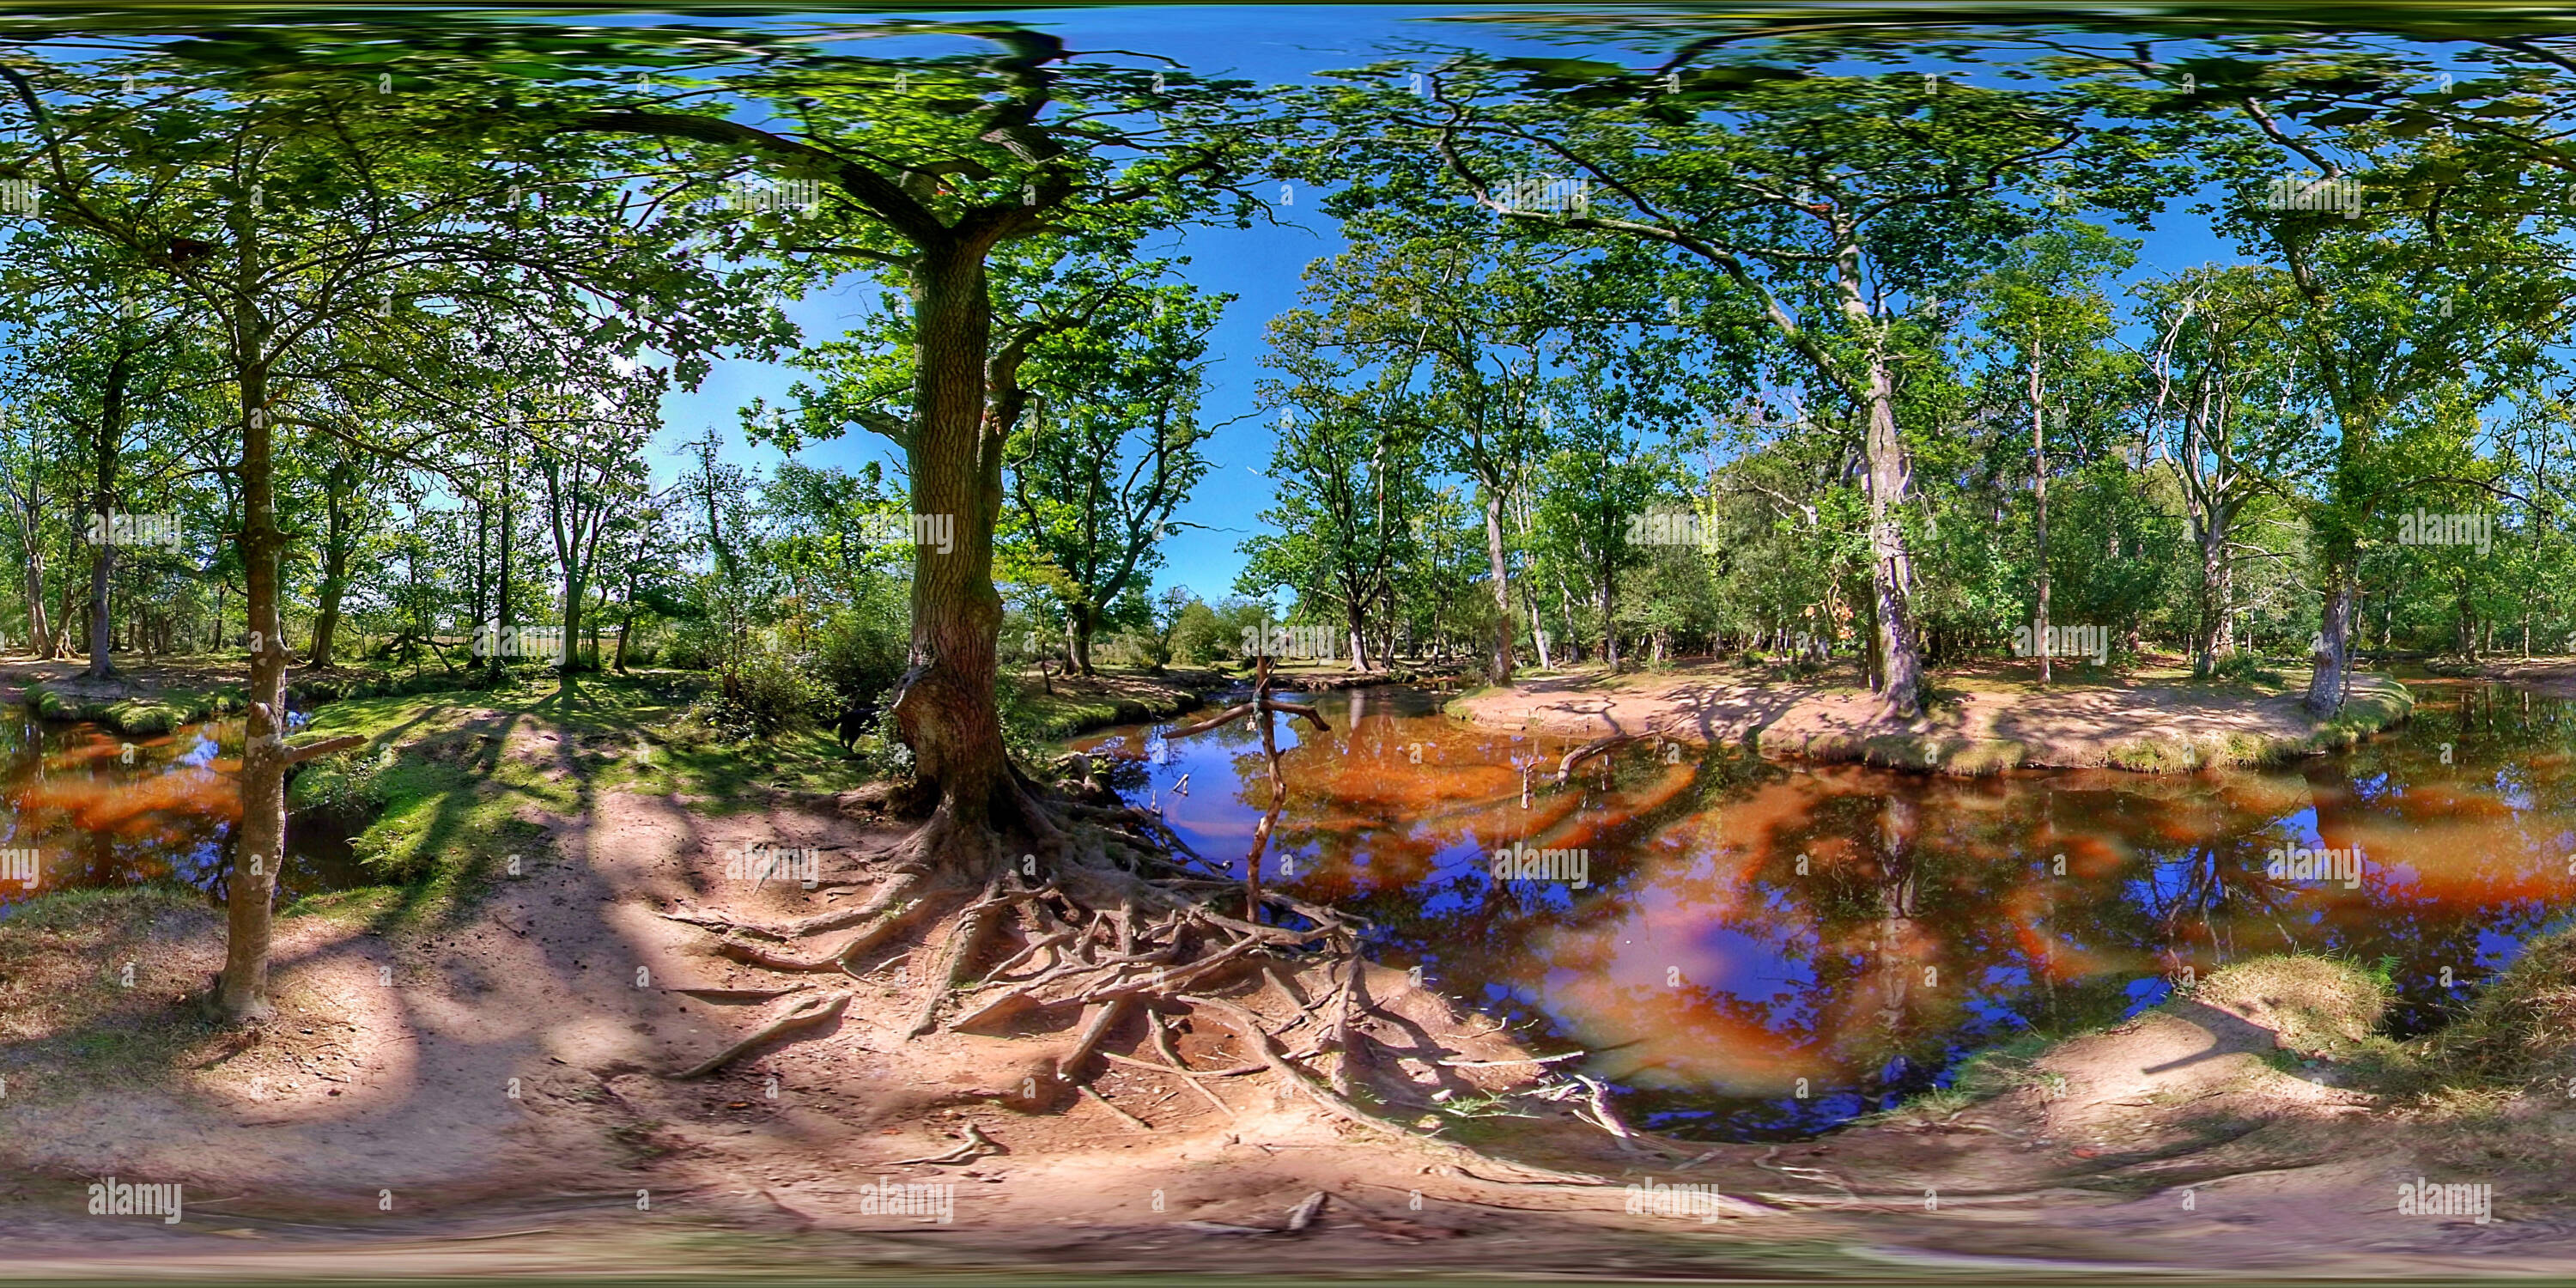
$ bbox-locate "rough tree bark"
[887,241,1013,835]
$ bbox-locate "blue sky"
[648,5,2268,603]
[651,5,1585,601]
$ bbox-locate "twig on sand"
[1437,1049,1586,1068]
[664,984,811,1002]
[884,1121,1003,1167]
[1079,1083,1154,1132]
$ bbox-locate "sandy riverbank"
[1445,659,2416,775]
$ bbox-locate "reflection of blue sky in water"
[1081,678,2576,1140]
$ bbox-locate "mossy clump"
[99,698,186,736]
[2427,928,2576,1089]
[24,681,229,732]
[2190,954,2394,1061]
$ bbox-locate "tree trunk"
[613,567,639,673]
[489,442,513,681]
[20,528,46,660]
[307,465,353,668]
[473,487,489,646]
[1846,313,1924,718]
[1483,491,1514,684]
[2306,574,2355,718]
[2029,347,2050,687]
[1069,599,1097,677]
[1556,576,1581,665]
[558,564,587,675]
[1523,580,1552,669]
[2196,511,2235,677]
[56,573,82,659]
[218,343,289,1022]
[1598,568,1618,673]
[887,241,1012,833]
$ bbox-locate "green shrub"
[815,606,905,704]
[288,745,391,815]
[686,629,831,740]
[2208,653,2284,685]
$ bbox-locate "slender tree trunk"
[612,565,639,673]
[2029,348,2050,687]
[1483,491,1514,685]
[1598,567,1618,673]
[1557,576,1581,665]
[20,532,46,660]
[473,488,489,646]
[1523,580,1552,669]
[307,465,353,668]
[55,574,82,659]
[218,307,290,1023]
[489,443,513,681]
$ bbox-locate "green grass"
[272,670,890,939]
[1867,1030,2064,1125]
[0,885,222,1093]
[1008,676,1206,743]
[23,679,244,732]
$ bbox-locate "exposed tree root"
[714,896,932,972]
[907,878,1007,1038]
[1178,993,1617,1188]
[670,992,850,1079]
[1057,995,1133,1082]
[657,750,1666,1188]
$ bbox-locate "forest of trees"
[6,18,2576,1012]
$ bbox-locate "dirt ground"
[2473,657,2576,697]
[1450,658,2411,774]
[5,693,2576,1280]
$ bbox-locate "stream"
[1077,677,2576,1140]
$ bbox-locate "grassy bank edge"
[1445,672,2416,776]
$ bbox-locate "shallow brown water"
[1078,678,2576,1139]
[0,713,363,916]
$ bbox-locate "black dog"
[833,695,878,752]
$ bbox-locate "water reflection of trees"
[0,716,327,910]
[1109,682,2576,1136]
